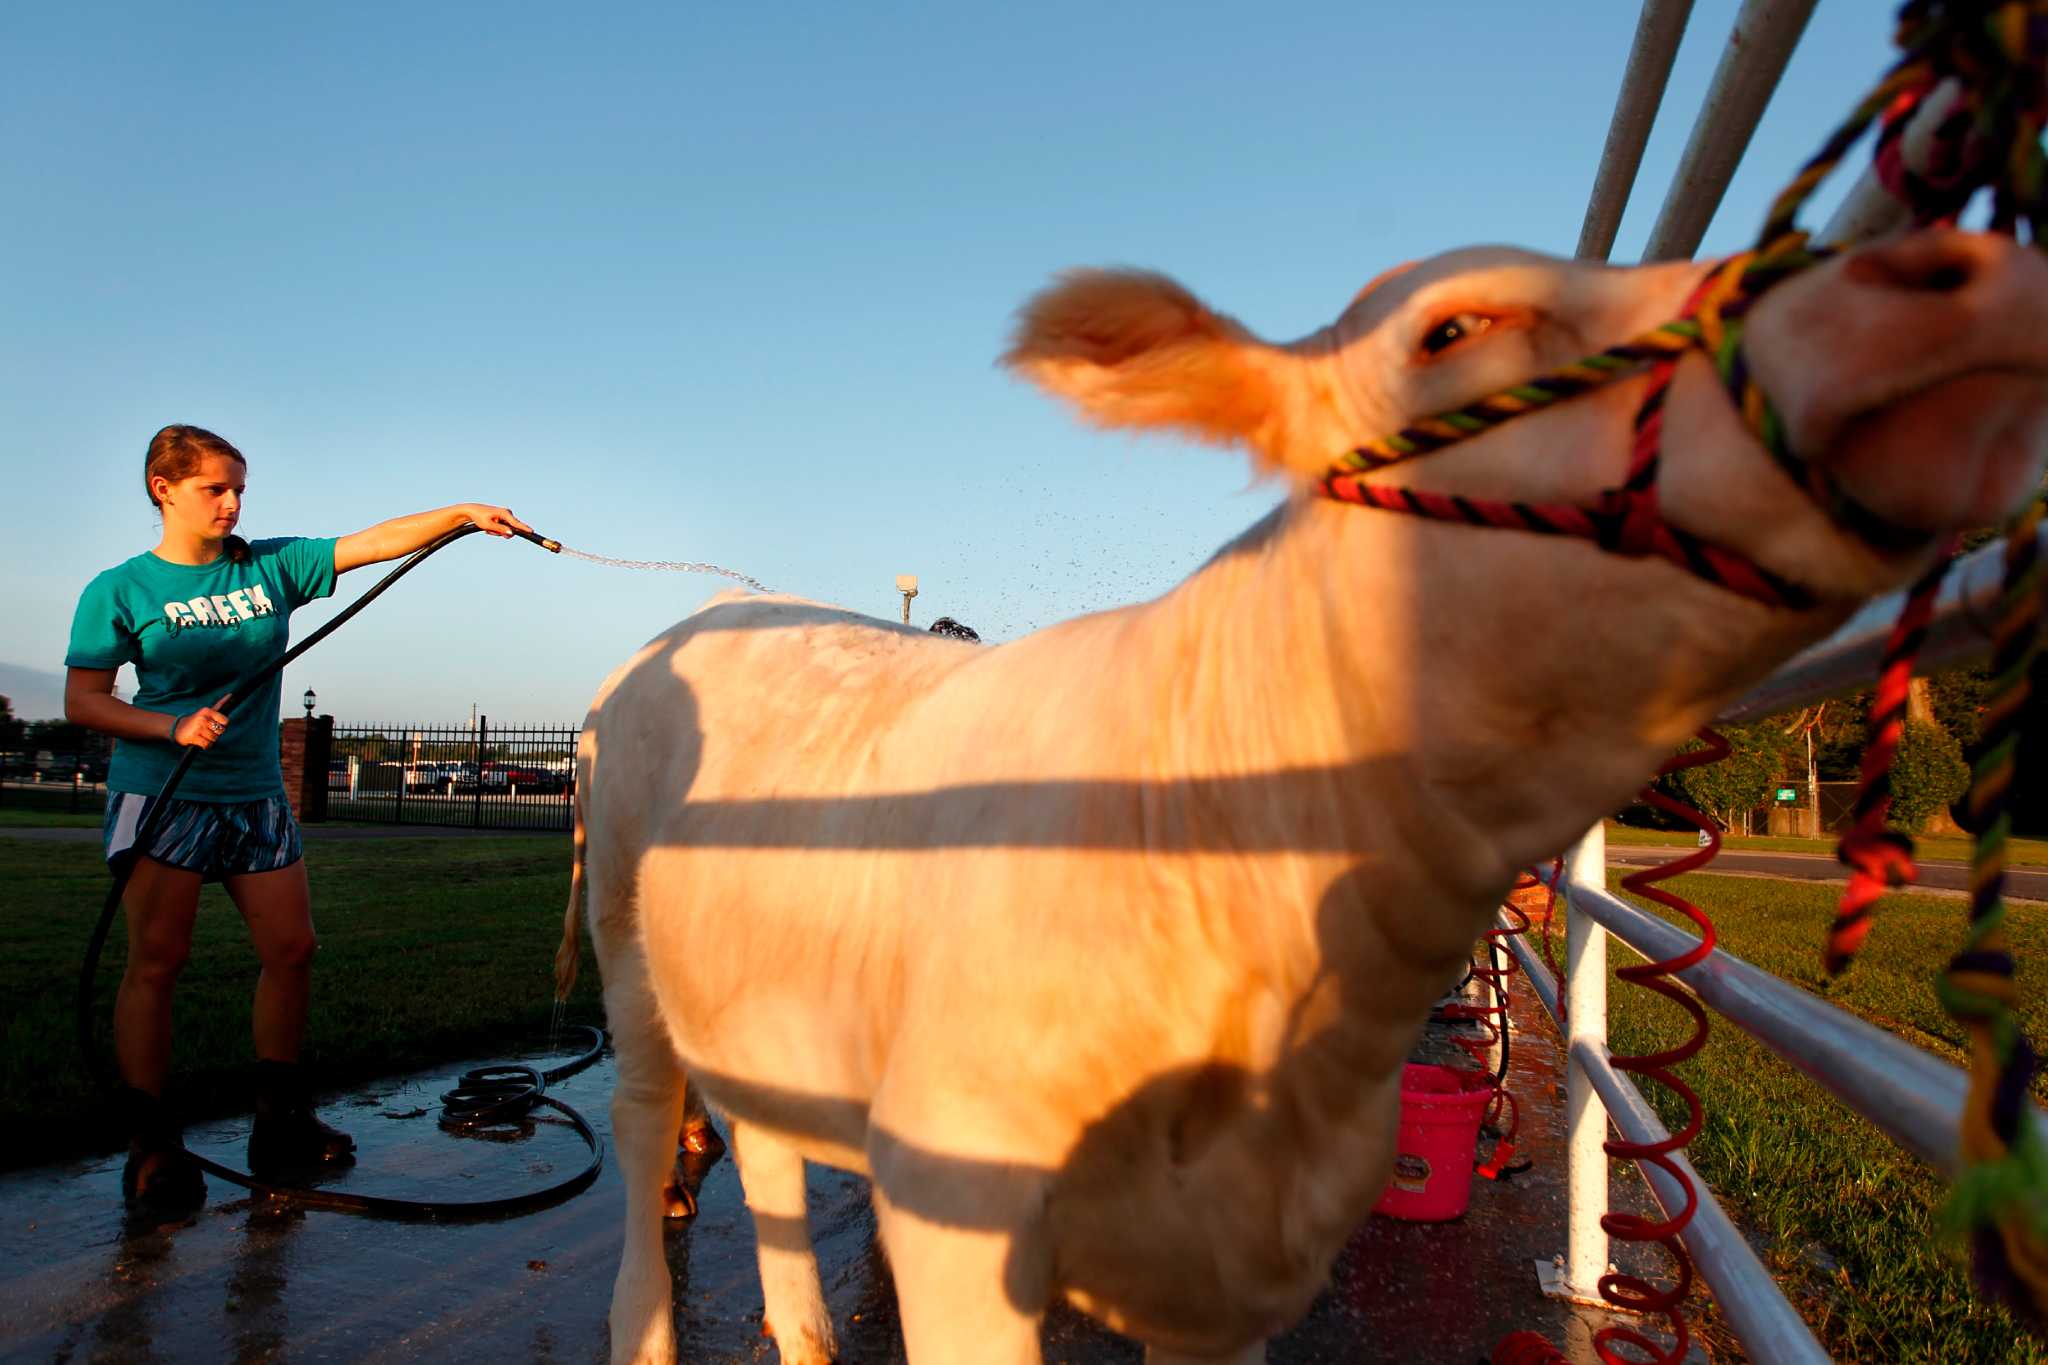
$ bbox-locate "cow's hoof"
[661,1179,697,1220]
[763,1321,837,1365]
[674,1123,727,1197]
[680,1121,726,1161]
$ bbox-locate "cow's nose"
[1839,227,2002,296]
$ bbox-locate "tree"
[1888,716,1971,835]
[23,719,98,754]
[1812,691,1874,781]
[0,694,17,754]
[1925,665,1990,751]
[1659,722,1795,832]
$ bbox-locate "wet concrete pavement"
[2,970,1696,1364]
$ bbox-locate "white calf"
[561,230,2048,1363]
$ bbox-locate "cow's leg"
[869,1172,1049,1363]
[665,1077,725,1217]
[1145,1344,1268,1365]
[603,965,687,1365]
[730,1120,836,1364]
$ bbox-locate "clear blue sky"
[2,2,1895,723]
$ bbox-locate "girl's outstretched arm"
[334,504,532,573]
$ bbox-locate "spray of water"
[557,546,776,595]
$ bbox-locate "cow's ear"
[1003,269,1299,472]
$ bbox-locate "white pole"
[1577,0,1698,262]
[1564,821,1610,1298]
[1818,77,1965,246]
[1640,0,1819,262]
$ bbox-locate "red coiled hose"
[1587,729,1727,1365]
[1444,873,1550,1178]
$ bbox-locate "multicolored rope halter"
[1316,257,1757,611]
[1315,0,2048,1327]
[1318,240,1937,614]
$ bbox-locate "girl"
[65,424,533,1209]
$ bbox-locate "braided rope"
[1316,235,1945,609]
[1332,325,1697,472]
[1823,556,1952,975]
[1538,855,1567,1028]
[1944,497,2048,1319]
[1837,1,2048,1317]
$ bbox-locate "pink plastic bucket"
[1371,1063,1495,1222]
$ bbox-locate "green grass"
[0,807,99,828]
[0,834,600,1171]
[0,786,109,820]
[1527,871,2048,1362]
[1603,819,2048,867]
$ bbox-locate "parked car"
[34,753,107,783]
[328,759,352,792]
[405,762,455,792]
[489,764,569,794]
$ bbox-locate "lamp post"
[896,573,919,626]
[302,687,317,719]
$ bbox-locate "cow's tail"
[553,782,587,1003]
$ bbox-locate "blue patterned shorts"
[104,793,304,882]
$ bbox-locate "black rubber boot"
[117,1086,206,1213]
[247,1060,356,1179]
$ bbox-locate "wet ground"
[1,966,1695,1364]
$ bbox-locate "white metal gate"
[1514,3,2043,1358]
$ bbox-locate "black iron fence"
[329,720,578,831]
[0,749,112,815]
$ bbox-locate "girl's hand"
[459,504,535,539]
[173,701,231,749]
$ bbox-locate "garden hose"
[184,1025,606,1221]
[76,523,613,1221]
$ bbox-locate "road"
[1605,844,2048,902]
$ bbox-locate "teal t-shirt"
[66,537,338,801]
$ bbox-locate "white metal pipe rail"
[1500,526,2046,1359]
[1641,0,1819,261]
[1530,864,2048,1174]
[1717,522,2043,724]
[1578,0,1698,262]
[1818,78,1966,247]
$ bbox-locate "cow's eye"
[1420,312,1493,356]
